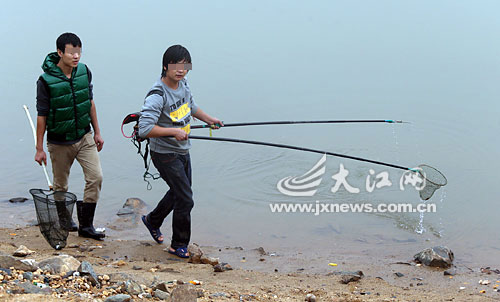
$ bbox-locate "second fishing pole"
[191,119,405,129]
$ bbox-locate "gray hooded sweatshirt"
[138,77,198,154]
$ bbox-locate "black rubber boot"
[76,201,105,240]
[55,201,78,232]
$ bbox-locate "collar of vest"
[42,52,77,81]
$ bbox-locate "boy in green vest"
[35,32,105,240]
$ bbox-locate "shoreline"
[1,226,499,301]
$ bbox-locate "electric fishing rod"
[191,119,405,129]
[189,135,411,171]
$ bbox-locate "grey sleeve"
[138,94,164,138]
[191,94,198,115]
[184,79,198,114]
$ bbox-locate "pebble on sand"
[13,245,35,257]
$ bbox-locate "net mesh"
[417,164,447,200]
[29,189,77,250]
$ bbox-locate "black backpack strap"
[145,89,164,98]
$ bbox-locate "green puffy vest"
[40,52,91,141]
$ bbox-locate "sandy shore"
[0,226,499,301]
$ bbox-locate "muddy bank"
[0,227,499,301]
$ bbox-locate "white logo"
[277,154,326,196]
[277,158,430,198]
[399,168,426,191]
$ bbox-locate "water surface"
[1,0,499,267]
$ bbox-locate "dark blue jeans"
[147,151,194,249]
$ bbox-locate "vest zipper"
[70,78,79,139]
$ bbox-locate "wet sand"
[1,226,499,301]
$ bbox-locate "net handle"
[23,105,53,190]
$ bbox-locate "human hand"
[174,129,188,141]
[94,134,104,152]
[35,149,47,166]
[209,118,224,129]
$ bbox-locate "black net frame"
[29,189,77,250]
[417,164,448,200]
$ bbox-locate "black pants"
[147,151,194,249]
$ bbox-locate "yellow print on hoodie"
[170,103,191,134]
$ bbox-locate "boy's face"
[164,59,191,82]
[57,44,81,68]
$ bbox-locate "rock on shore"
[414,246,454,268]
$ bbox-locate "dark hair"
[161,45,191,76]
[56,33,82,53]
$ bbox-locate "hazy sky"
[1,1,499,116]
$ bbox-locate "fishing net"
[29,189,77,250]
[417,165,447,200]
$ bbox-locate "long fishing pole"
[121,113,409,171]
[189,135,411,171]
[191,119,405,129]
[121,112,446,198]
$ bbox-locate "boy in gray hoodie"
[138,45,222,258]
